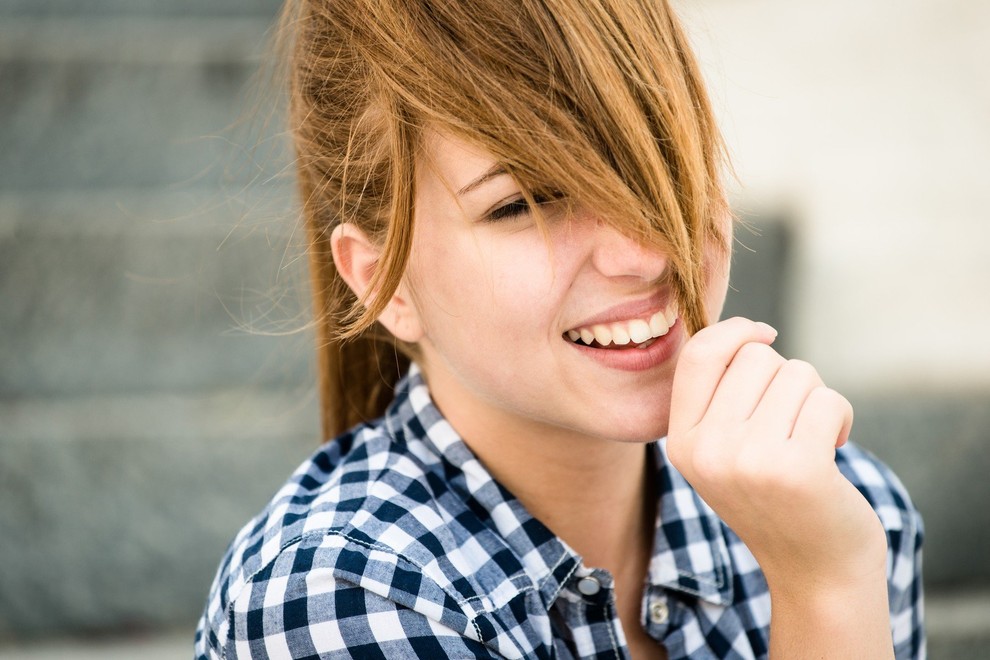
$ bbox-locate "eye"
[486,197,532,222]
[485,191,564,223]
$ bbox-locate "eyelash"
[486,192,562,223]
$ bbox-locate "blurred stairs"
[0,0,320,643]
[0,0,987,654]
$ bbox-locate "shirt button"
[648,600,669,625]
[576,576,601,596]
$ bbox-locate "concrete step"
[0,16,275,62]
[926,590,990,657]
[0,0,281,18]
[0,17,283,191]
[0,188,311,396]
[847,388,990,589]
[0,630,192,660]
[0,390,319,640]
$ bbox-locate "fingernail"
[756,321,778,338]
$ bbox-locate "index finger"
[669,317,778,436]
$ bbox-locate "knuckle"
[690,316,752,346]
[806,384,834,404]
[782,358,821,383]
[685,323,722,349]
[683,319,771,370]
[811,386,853,415]
[735,341,779,365]
[678,336,716,369]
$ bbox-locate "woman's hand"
[667,317,893,657]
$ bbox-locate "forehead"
[419,130,501,196]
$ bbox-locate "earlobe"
[385,280,425,344]
[329,223,424,343]
[330,223,379,301]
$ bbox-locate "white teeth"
[591,324,612,346]
[610,325,631,345]
[567,303,679,347]
[648,311,669,336]
[628,319,652,343]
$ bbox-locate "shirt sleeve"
[836,444,926,659]
[218,544,502,659]
[884,482,925,659]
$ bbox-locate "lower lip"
[565,319,684,372]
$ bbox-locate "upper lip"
[565,293,669,332]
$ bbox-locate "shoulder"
[835,441,925,658]
[195,421,534,659]
[208,534,499,659]
[834,441,923,540]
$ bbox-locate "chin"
[595,396,672,442]
[611,429,668,444]
[593,415,669,444]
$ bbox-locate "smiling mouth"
[564,305,679,350]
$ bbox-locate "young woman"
[196,1,924,657]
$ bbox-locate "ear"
[329,223,424,343]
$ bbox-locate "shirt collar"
[385,365,581,609]
[384,364,734,609]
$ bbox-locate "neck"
[431,379,658,578]
[512,436,655,573]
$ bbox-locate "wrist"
[767,568,893,659]
[756,511,889,599]
[767,564,888,611]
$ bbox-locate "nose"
[588,220,668,283]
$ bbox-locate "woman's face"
[403,130,730,444]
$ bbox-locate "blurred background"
[0,0,986,657]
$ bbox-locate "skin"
[332,130,893,659]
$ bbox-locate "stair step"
[848,389,990,588]
[0,188,309,396]
[0,18,284,191]
[0,17,274,62]
[0,390,319,639]
[0,0,281,18]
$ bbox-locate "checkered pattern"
[195,364,925,659]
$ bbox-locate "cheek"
[409,231,562,376]
[489,246,557,313]
[485,237,565,344]
[404,236,492,339]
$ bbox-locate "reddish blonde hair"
[279,0,729,440]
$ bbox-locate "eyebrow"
[456,165,507,197]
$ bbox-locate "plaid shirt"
[195,365,925,659]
